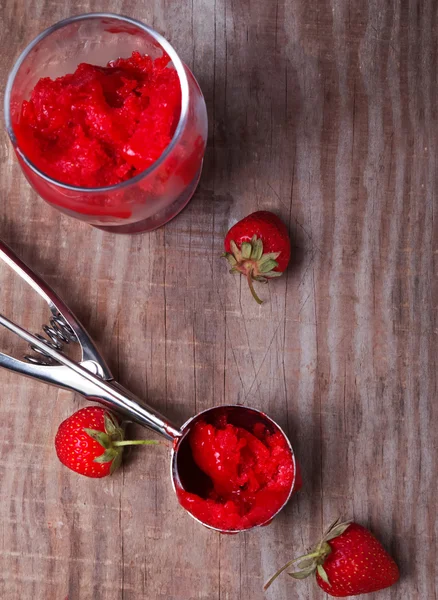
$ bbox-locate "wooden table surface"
[0,1,437,599]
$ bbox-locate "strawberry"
[264,518,400,596]
[223,211,290,304]
[55,406,157,478]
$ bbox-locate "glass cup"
[4,13,208,233]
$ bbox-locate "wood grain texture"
[0,0,437,599]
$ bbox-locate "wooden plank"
[0,0,436,598]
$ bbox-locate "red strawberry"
[223,211,290,304]
[55,406,157,478]
[264,518,400,597]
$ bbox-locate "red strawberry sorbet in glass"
[15,51,183,188]
[177,413,298,531]
[5,15,208,233]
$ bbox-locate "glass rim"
[4,12,190,194]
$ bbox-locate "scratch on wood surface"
[163,228,169,410]
[244,321,282,402]
[217,535,221,600]
[267,182,289,212]
[192,319,197,413]
[239,310,261,401]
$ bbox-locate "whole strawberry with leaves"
[55,406,157,478]
[223,211,290,304]
[264,518,400,597]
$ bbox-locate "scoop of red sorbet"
[177,418,294,531]
[15,51,181,187]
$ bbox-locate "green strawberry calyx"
[263,518,353,591]
[84,412,158,475]
[222,236,283,305]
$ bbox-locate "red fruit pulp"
[177,416,295,531]
[15,51,181,188]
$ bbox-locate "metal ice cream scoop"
[0,240,298,532]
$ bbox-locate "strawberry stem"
[264,558,298,591]
[247,269,263,304]
[113,440,159,447]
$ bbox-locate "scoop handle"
[0,313,180,441]
[84,381,181,441]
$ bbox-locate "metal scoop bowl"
[171,404,298,532]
